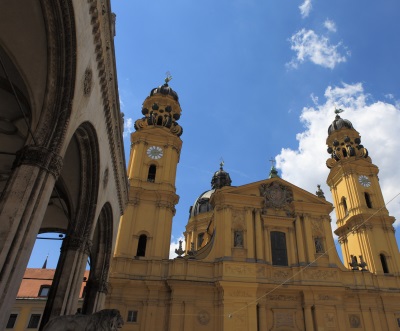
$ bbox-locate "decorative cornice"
[87,0,128,215]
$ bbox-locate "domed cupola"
[328,113,354,135]
[134,75,183,136]
[326,109,369,168]
[211,162,232,189]
[150,83,179,101]
[189,189,215,218]
[189,163,232,219]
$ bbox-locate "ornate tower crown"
[325,109,369,168]
[211,162,232,189]
[134,78,183,136]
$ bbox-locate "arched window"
[365,192,372,208]
[271,231,288,266]
[136,234,147,257]
[342,148,348,157]
[197,233,204,248]
[147,165,156,182]
[380,254,389,273]
[157,116,163,126]
[342,197,348,215]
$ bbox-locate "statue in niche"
[234,230,244,247]
[314,237,324,253]
[349,314,361,328]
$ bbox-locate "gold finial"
[220,158,224,170]
[165,71,172,84]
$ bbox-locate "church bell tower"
[114,77,183,260]
[326,110,400,274]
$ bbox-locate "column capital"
[66,236,92,255]
[14,145,63,179]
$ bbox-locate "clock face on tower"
[358,175,371,187]
[147,146,163,160]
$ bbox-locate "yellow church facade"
[107,83,400,330]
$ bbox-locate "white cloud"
[276,82,400,230]
[169,235,186,259]
[288,28,347,69]
[299,0,312,18]
[324,19,337,33]
[123,117,134,138]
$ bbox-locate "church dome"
[328,113,354,135]
[188,163,233,219]
[150,83,179,101]
[189,189,215,218]
[211,163,232,189]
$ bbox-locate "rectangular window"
[38,285,50,297]
[127,310,138,323]
[27,314,41,328]
[6,314,18,328]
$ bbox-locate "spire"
[269,158,279,178]
[42,254,48,269]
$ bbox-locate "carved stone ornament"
[42,309,124,331]
[83,68,93,95]
[274,311,295,328]
[259,181,293,215]
[305,269,337,280]
[268,295,298,301]
[13,145,63,179]
[197,310,210,325]
[325,313,336,327]
[98,280,110,294]
[349,314,361,328]
[67,236,92,255]
[103,167,109,188]
[230,290,251,297]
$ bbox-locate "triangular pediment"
[211,177,332,212]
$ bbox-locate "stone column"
[303,214,315,262]
[322,216,336,265]
[144,300,159,331]
[183,301,194,330]
[257,302,267,330]
[255,210,264,262]
[224,206,232,257]
[0,146,62,330]
[288,228,297,265]
[370,308,382,330]
[303,305,314,331]
[245,208,255,259]
[169,300,184,331]
[336,305,347,330]
[82,273,109,314]
[40,236,91,330]
[263,225,271,263]
[295,215,306,265]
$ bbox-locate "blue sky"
[29,0,400,267]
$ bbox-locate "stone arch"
[41,121,100,328]
[82,202,113,314]
[135,230,151,257]
[0,0,77,328]
[379,251,390,274]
